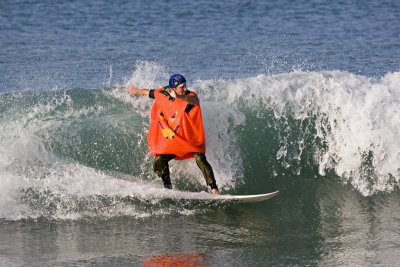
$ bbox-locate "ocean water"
[1,0,400,266]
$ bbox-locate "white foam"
[203,70,400,196]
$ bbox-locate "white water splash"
[200,70,400,195]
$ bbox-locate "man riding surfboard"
[127,74,221,194]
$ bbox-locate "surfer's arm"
[160,89,199,105]
[174,91,199,113]
[127,84,150,97]
[175,92,199,105]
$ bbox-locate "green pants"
[153,153,218,189]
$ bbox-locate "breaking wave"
[1,62,399,220]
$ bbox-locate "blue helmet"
[169,74,186,88]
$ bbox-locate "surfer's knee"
[193,152,207,164]
[152,155,164,177]
[193,153,218,189]
[194,153,211,173]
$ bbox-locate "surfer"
[127,74,221,194]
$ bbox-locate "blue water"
[1,0,400,266]
[2,0,399,92]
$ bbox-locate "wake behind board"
[163,190,279,203]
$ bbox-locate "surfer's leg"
[153,154,176,189]
[193,153,219,191]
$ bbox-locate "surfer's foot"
[211,188,221,195]
[162,175,172,189]
[209,182,220,194]
[164,183,172,189]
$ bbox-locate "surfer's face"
[174,83,187,96]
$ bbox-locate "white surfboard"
[210,190,279,203]
[162,190,279,203]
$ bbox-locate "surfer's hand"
[168,89,177,99]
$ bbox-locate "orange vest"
[147,88,206,160]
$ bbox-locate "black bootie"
[162,174,172,189]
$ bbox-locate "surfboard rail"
[153,189,279,203]
[213,190,279,203]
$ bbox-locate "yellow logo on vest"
[158,108,179,139]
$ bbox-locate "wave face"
[1,62,399,220]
